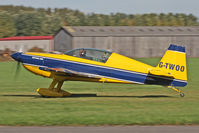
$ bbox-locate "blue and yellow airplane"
[11,44,187,97]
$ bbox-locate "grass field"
[0,58,199,125]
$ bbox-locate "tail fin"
[156,44,187,86]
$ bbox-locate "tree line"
[0,5,198,38]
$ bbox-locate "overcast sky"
[0,0,198,17]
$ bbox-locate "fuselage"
[11,48,186,87]
[12,51,153,84]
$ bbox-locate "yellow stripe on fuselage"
[106,53,153,74]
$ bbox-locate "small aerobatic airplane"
[11,44,187,97]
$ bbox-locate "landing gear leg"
[168,86,184,97]
[37,79,71,97]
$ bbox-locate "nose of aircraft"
[11,52,22,62]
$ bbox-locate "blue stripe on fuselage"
[44,56,146,84]
[171,80,187,87]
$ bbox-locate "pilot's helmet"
[80,49,86,57]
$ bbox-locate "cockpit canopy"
[64,48,112,63]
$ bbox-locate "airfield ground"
[0,58,199,125]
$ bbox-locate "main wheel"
[180,93,185,97]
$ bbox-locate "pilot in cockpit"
[79,49,86,57]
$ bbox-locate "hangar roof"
[61,26,199,37]
[0,36,53,41]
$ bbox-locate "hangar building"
[0,36,53,52]
[54,26,199,57]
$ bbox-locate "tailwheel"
[37,79,71,98]
[168,86,185,97]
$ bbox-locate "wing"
[39,66,101,79]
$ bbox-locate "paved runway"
[0,126,199,133]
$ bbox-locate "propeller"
[11,48,23,80]
[14,61,21,80]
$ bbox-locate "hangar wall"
[72,36,199,58]
[0,36,53,52]
[54,29,72,52]
[54,27,199,57]
[0,40,51,52]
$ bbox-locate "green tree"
[133,14,144,26]
[0,11,16,38]
[0,5,199,37]
[186,14,198,26]
[14,12,44,36]
[41,15,62,35]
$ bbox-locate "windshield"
[64,48,112,63]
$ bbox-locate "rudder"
[156,44,187,87]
